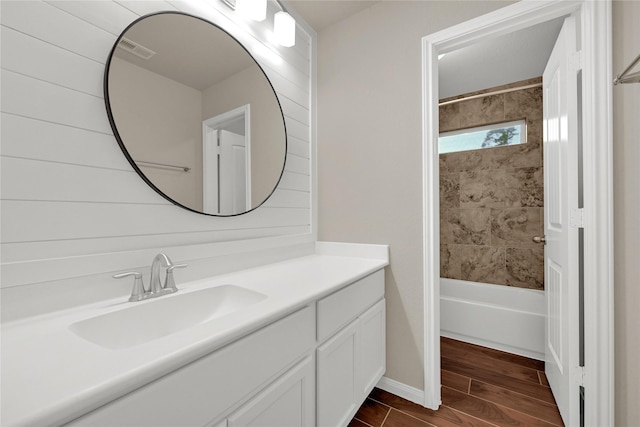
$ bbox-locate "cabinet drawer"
[67,306,315,427]
[317,270,384,342]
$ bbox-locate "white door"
[219,129,247,215]
[203,129,248,215]
[542,15,580,426]
[202,105,251,215]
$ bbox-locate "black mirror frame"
[104,11,287,217]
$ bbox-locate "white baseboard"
[440,278,545,361]
[376,376,425,406]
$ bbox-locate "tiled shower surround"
[439,78,544,290]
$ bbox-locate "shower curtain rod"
[614,52,640,85]
[439,82,542,106]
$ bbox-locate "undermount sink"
[69,285,267,349]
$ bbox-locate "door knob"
[532,236,546,244]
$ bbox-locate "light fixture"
[221,0,296,48]
[274,11,295,47]
[235,0,267,22]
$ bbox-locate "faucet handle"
[164,264,187,293]
[113,272,147,302]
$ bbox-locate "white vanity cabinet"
[67,306,316,427]
[316,270,386,427]
[65,269,385,427]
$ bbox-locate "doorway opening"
[437,78,548,355]
[202,104,251,215]
[436,13,562,372]
[422,2,613,426]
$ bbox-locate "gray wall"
[613,1,640,424]
[109,57,204,210]
[202,65,287,208]
[317,0,513,391]
[318,1,639,421]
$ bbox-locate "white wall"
[612,1,640,424]
[0,0,315,319]
[317,0,514,392]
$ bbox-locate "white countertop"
[1,252,388,427]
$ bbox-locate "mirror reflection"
[105,12,287,216]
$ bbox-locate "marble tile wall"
[439,78,544,290]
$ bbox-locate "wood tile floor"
[349,337,564,427]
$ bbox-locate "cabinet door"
[317,319,359,427]
[228,356,315,427]
[358,299,386,396]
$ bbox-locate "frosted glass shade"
[274,11,295,47]
[236,0,266,22]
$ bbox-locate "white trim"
[202,105,252,214]
[579,2,615,425]
[421,33,441,411]
[375,377,424,406]
[440,278,545,361]
[282,0,318,241]
[422,1,613,423]
[309,24,318,242]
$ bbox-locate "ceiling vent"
[117,37,156,60]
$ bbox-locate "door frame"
[202,104,251,214]
[421,1,613,425]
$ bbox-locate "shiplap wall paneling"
[1,1,117,62]
[0,0,314,288]
[0,157,163,205]
[2,202,310,247]
[1,25,104,97]
[280,95,310,126]
[0,113,127,170]
[278,171,310,193]
[3,232,316,292]
[2,225,312,271]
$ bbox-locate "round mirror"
[105,12,287,216]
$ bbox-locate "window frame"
[438,118,528,154]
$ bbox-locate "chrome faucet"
[150,253,172,294]
[114,253,187,302]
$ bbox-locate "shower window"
[439,119,527,154]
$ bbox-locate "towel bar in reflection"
[614,52,640,85]
[135,160,191,172]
